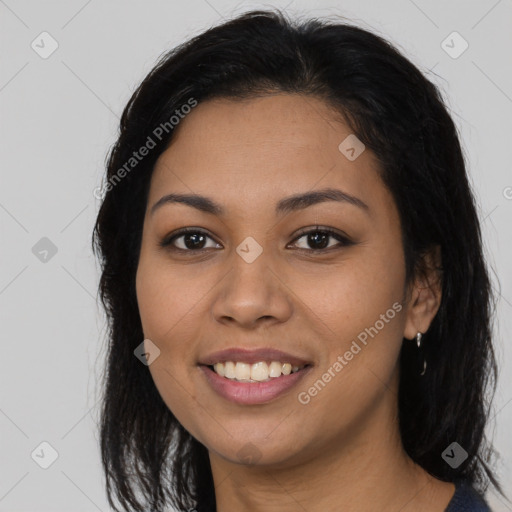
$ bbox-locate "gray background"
[1,0,511,510]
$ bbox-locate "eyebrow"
[150,187,370,217]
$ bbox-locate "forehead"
[149,94,387,215]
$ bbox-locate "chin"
[205,434,309,468]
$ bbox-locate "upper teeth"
[213,361,305,382]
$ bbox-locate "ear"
[403,245,443,340]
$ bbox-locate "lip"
[199,364,313,405]
[198,347,312,367]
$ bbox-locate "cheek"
[136,265,171,340]
[292,248,405,339]
[136,251,206,343]
[290,260,406,435]
[293,244,407,397]
[136,255,207,432]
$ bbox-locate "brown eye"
[290,227,353,252]
[159,228,221,252]
[159,226,353,255]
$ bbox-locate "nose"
[211,251,293,329]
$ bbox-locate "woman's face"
[136,93,419,467]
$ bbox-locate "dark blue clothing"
[198,478,493,511]
[445,480,492,511]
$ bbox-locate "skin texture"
[135,93,455,511]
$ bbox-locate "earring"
[416,332,427,376]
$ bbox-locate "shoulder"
[444,479,492,512]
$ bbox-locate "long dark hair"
[91,8,505,511]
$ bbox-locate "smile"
[211,361,307,382]
[199,363,312,405]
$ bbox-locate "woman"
[92,9,506,512]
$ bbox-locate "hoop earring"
[416,332,427,376]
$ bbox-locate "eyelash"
[158,226,354,255]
